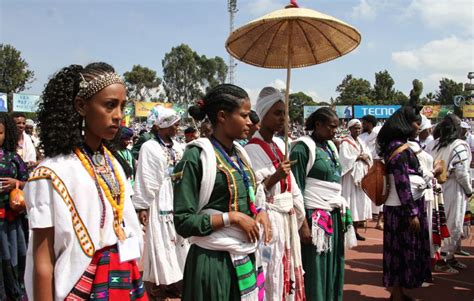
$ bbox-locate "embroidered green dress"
[173,145,256,301]
[290,141,345,301]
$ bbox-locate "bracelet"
[222,213,231,228]
[257,207,265,213]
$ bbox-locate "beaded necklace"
[211,137,258,215]
[155,134,177,166]
[74,146,126,241]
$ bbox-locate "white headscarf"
[420,114,432,131]
[255,87,284,120]
[347,119,361,128]
[147,105,180,129]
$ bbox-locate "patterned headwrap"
[146,105,180,129]
[77,72,124,100]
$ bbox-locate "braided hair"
[188,84,249,125]
[305,107,338,132]
[0,112,19,152]
[38,62,117,157]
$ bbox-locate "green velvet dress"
[173,145,256,301]
[290,140,345,301]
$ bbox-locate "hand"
[255,211,272,244]
[299,220,312,245]
[138,210,149,226]
[230,211,260,243]
[0,178,19,193]
[409,216,420,233]
[272,160,292,182]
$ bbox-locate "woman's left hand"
[0,178,19,193]
[255,211,272,244]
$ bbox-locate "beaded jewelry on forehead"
[77,72,124,100]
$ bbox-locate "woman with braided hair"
[24,63,147,300]
[173,84,271,301]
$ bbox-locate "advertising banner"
[135,102,172,117]
[353,105,401,119]
[421,105,454,119]
[462,105,474,118]
[335,105,353,119]
[13,93,39,112]
[304,105,353,119]
[0,93,7,112]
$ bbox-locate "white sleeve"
[291,173,306,228]
[24,178,55,228]
[23,133,37,162]
[452,144,472,195]
[132,142,165,210]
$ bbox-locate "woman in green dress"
[173,84,271,301]
[290,107,347,301]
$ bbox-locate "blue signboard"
[0,93,7,112]
[13,93,40,112]
[304,105,352,119]
[353,105,401,119]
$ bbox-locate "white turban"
[255,87,284,120]
[460,121,471,129]
[25,119,35,127]
[420,114,432,131]
[147,105,180,129]
[347,119,361,128]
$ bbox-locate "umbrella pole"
[284,22,293,158]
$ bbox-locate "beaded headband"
[77,72,124,100]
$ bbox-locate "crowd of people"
[0,61,471,301]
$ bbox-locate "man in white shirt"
[11,112,37,167]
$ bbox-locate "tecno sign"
[354,105,401,119]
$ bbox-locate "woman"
[133,106,189,299]
[377,106,431,301]
[244,87,305,301]
[339,119,372,241]
[0,113,28,300]
[290,107,355,301]
[24,63,146,300]
[173,84,271,301]
[430,113,471,271]
[107,126,136,187]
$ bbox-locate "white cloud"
[351,0,376,20]
[246,0,285,16]
[305,90,320,101]
[406,0,473,32]
[392,36,473,73]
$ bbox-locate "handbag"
[361,144,409,206]
[9,181,26,212]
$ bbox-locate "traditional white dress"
[24,154,143,300]
[360,126,382,214]
[133,138,189,285]
[431,139,472,259]
[340,135,373,222]
[244,132,306,301]
[18,131,36,163]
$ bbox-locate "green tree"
[436,78,466,105]
[162,44,228,106]
[162,44,202,105]
[393,90,409,105]
[335,74,373,105]
[0,44,35,111]
[123,65,161,101]
[198,55,228,92]
[289,92,316,124]
[372,70,395,104]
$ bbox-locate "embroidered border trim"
[29,167,95,257]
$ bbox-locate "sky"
[1,0,473,106]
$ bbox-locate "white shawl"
[339,135,372,185]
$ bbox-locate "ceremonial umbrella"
[225,0,361,155]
